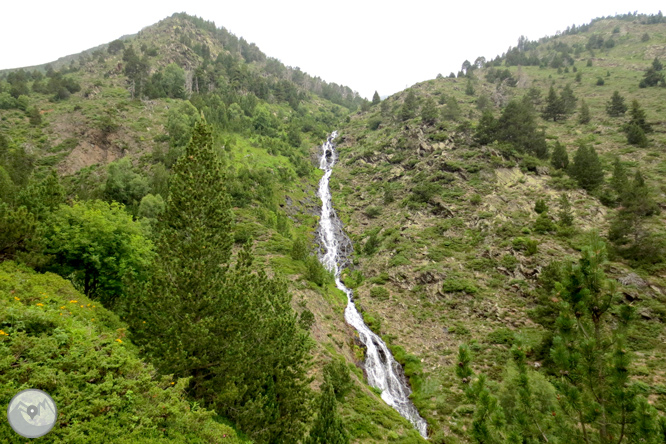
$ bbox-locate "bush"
[487,328,516,346]
[534,212,556,233]
[298,308,315,330]
[0,262,242,443]
[369,286,390,300]
[534,199,548,214]
[305,255,327,286]
[442,276,478,294]
[364,205,382,218]
[501,254,519,271]
[291,236,308,261]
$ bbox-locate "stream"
[315,132,428,438]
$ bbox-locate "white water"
[316,132,428,438]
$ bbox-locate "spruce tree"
[570,144,604,191]
[606,90,627,117]
[550,142,569,170]
[372,90,380,105]
[578,99,591,124]
[306,379,349,444]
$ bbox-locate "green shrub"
[369,272,390,284]
[369,286,390,300]
[299,308,315,330]
[500,254,519,271]
[487,328,516,346]
[0,262,243,443]
[470,194,482,205]
[364,205,382,218]
[442,276,478,294]
[305,255,327,286]
[534,199,548,214]
[534,212,556,233]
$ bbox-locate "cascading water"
[316,132,428,438]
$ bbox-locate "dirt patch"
[59,141,124,175]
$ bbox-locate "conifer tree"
[605,90,627,116]
[306,379,348,444]
[570,145,604,191]
[610,157,629,200]
[465,79,475,96]
[550,142,569,170]
[372,90,380,105]
[131,120,312,443]
[627,99,651,133]
[557,193,574,226]
[560,83,577,114]
[534,198,548,214]
[542,85,565,121]
[625,123,648,147]
[497,100,547,157]
[475,110,498,145]
[400,90,417,121]
[578,99,591,124]
[420,96,439,125]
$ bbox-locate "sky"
[1,1,664,99]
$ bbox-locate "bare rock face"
[618,273,648,288]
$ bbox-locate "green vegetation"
[329,12,666,443]
[0,262,244,443]
[3,9,666,444]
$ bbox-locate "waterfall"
[316,131,428,438]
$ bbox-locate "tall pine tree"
[131,120,312,443]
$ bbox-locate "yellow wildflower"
[80,305,84,308]
[0,330,8,336]
[115,339,123,343]
[60,306,65,309]
[14,297,20,301]
[171,382,175,385]
[36,303,44,307]
[69,300,77,303]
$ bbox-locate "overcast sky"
[1,1,663,99]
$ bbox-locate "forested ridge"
[2,10,666,444]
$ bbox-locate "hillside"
[332,12,666,442]
[0,12,428,444]
[3,10,666,444]
[0,261,246,443]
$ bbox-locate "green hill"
[332,12,666,442]
[0,12,424,444]
[0,261,246,443]
[3,10,666,444]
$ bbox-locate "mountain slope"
[332,13,666,442]
[0,261,246,443]
[0,13,426,443]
